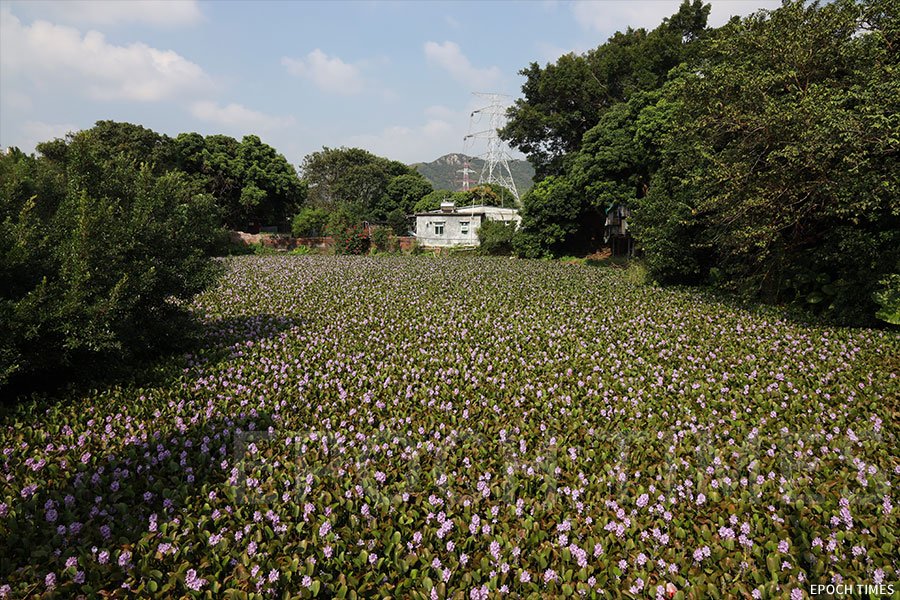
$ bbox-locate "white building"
[413,202,521,248]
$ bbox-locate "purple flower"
[693,546,710,562]
[185,569,207,591]
[45,572,56,589]
[778,539,789,554]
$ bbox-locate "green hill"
[411,153,534,196]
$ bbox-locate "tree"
[637,0,900,323]
[501,1,710,179]
[515,176,583,256]
[386,208,410,236]
[173,132,304,230]
[379,173,433,219]
[326,207,369,255]
[477,220,518,256]
[68,120,177,174]
[292,207,330,237]
[0,134,222,392]
[300,147,415,221]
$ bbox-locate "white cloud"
[423,41,502,91]
[345,105,465,164]
[13,0,203,27]
[346,121,457,164]
[2,90,33,111]
[15,120,80,153]
[535,41,586,64]
[571,0,781,34]
[424,105,457,120]
[281,50,364,95]
[342,98,523,165]
[0,9,212,102]
[707,1,783,27]
[190,101,295,132]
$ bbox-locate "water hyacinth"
[0,256,897,597]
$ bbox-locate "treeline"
[1,126,224,391]
[503,0,898,325]
[293,148,512,239]
[0,121,488,390]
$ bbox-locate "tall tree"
[501,0,709,179]
[173,133,304,230]
[1,133,222,391]
[634,0,900,323]
[300,147,423,222]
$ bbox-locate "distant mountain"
[411,153,535,197]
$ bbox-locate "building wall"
[460,206,522,227]
[415,214,483,247]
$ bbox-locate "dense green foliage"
[326,207,370,255]
[1,257,896,597]
[635,0,900,325]
[370,226,392,252]
[37,121,305,232]
[476,219,518,256]
[174,132,305,231]
[300,147,433,222]
[501,1,709,179]
[504,0,899,325]
[291,207,330,238]
[0,133,222,390]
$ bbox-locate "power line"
[462,93,520,207]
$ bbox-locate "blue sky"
[1,0,780,166]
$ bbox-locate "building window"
[434,222,445,235]
[460,221,469,234]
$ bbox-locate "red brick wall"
[230,231,416,252]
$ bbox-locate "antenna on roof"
[462,92,520,208]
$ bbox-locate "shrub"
[512,230,551,259]
[386,208,409,236]
[477,219,518,256]
[0,137,222,392]
[371,227,391,253]
[291,207,329,237]
[874,275,900,326]
[327,208,369,255]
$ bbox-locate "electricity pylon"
[463,92,520,207]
